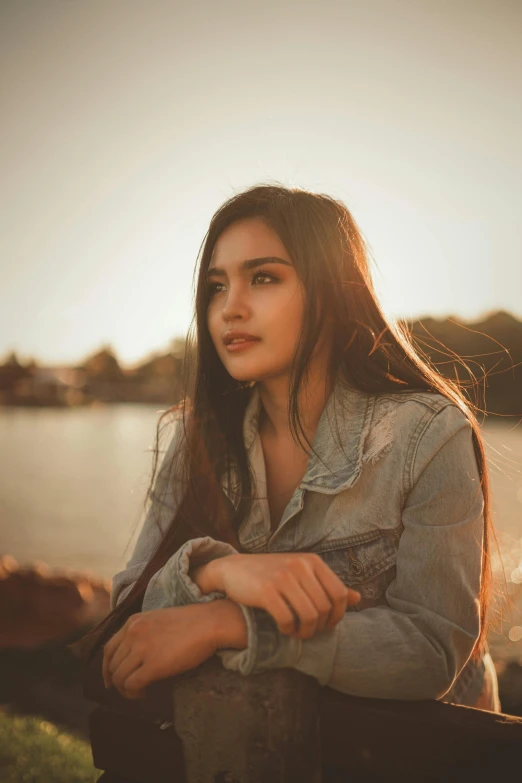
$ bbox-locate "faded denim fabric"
[111,381,499,710]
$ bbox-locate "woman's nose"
[221,285,250,321]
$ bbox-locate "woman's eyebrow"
[207,256,292,278]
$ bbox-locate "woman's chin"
[220,347,292,384]
[224,361,268,384]
[226,369,260,384]
[225,364,289,386]
[229,373,258,384]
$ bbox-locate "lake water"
[1,404,521,661]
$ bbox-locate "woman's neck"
[257,369,334,448]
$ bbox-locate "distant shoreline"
[1,310,521,414]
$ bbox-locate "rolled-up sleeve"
[218,404,485,701]
[110,413,240,612]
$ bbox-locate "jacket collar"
[242,379,375,494]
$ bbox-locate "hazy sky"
[1,0,521,365]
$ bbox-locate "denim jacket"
[111,381,499,710]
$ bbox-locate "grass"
[0,710,99,783]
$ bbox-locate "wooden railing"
[84,648,522,782]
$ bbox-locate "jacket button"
[351,559,363,575]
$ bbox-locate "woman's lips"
[225,338,261,353]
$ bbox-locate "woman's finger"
[107,641,133,682]
[122,664,150,699]
[312,560,360,628]
[279,576,320,640]
[297,574,335,633]
[261,587,301,635]
[111,649,145,696]
[102,628,125,687]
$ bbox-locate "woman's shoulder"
[360,387,474,472]
[372,387,471,430]
[375,386,459,414]
[339,378,463,417]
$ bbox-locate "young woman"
[88,184,501,712]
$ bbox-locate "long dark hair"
[73,183,497,664]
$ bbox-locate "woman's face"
[206,217,305,384]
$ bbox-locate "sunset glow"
[1,0,520,365]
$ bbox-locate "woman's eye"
[252,271,277,285]
[208,282,225,297]
[207,272,277,297]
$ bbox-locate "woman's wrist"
[209,599,248,651]
[190,555,229,594]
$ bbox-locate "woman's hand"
[192,553,360,640]
[102,603,220,700]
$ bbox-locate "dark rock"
[498,660,522,717]
[0,555,110,648]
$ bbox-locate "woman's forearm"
[210,599,248,650]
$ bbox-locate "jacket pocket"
[313,529,401,608]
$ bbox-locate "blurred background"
[0,0,521,774]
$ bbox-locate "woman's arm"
[103,599,249,699]
[191,553,360,639]
[216,405,485,701]
[110,413,240,612]
[213,599,249,649]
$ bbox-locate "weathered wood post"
[171,656,322,783]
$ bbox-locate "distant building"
[7,366,88,406]
[0,353,32,395]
